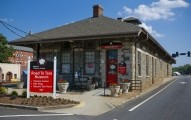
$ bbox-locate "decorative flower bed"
[0,95,79,107]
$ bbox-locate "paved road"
[98,76,191,120]
[0,76,191,120]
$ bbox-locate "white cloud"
[118,0,189,21]
[139,22,165,38]
[0,18,14,22]
[117,0,189,38]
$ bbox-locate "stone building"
[9,5,175,90]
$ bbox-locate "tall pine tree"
[0,33,14,63]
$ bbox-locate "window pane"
[85,52,95,74]
[138,51,141,76]
[108,50,117,59]
[85,63,95,74]
[62,64,70,74]
[85,52,95,62]
[62,53,70,63]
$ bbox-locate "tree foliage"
[173,64,191,75]
[0,33,15,63]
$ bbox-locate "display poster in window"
[118,62,127,75]
[30,58,53,92]
[86,63,95,74]
[62,64,70,74]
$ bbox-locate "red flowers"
[58,79,68,83]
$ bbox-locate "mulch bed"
[0,95,80,107]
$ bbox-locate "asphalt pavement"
[0,76,183,120]
[97,75,191,120]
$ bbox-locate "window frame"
[146,55,149,76]
[85,51,95,75]
[61,52,71,74]
[138,51,141,76]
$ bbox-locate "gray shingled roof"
[10,45,33,52]
[9,16,141,44]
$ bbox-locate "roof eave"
[9,32,139,45]
[140,28,176,64]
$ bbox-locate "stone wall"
[132,43,173,90]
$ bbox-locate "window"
[146,55,149,76]
[155,59,157,75]
[44,53,53,61]
[160,60,162,69]
[108,50,117,59]
[61,53,70,74]
[2,74,4,79]
[138,51,141,76]
[14,74,17,79]
[85,51,95,74]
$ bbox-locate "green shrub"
[0,87,8,94]
[21,91,27,98]
[11,91,18,96]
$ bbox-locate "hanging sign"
[100,42,122,49]
[118,62,126,75]
[30,58,53,92]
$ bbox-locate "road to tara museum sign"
[30,58,53,92]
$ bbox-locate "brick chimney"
[93,4,103,17]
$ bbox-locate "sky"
[0,0,190,67]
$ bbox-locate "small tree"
[0,33,15,63]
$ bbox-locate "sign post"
[27,57,31,98]
[53,57,57,98]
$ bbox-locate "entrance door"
[106,50,118,86]
[6,72,12,82]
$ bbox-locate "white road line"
[0,113,73,118]
[129,79,177,112]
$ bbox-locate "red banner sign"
[30,70,53,92]
[118,62,126,75]
[30,58,53,92]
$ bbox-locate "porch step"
[83,88,111,96]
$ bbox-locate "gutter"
[9,32,138,45]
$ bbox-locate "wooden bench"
[74,77,92,93]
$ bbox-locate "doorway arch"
[6,72,12,82]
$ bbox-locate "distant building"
[0,63,21,82]
[8,45,33,73]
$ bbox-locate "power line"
[0,20,24,38]
[0,20,44,40]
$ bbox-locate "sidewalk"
[7,77,177,116]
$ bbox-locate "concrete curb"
[0,103,77,111]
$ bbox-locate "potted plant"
[57,79,69,93]
[109,83,120,97]
[16,78,24,89]
[120,79,131,93]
